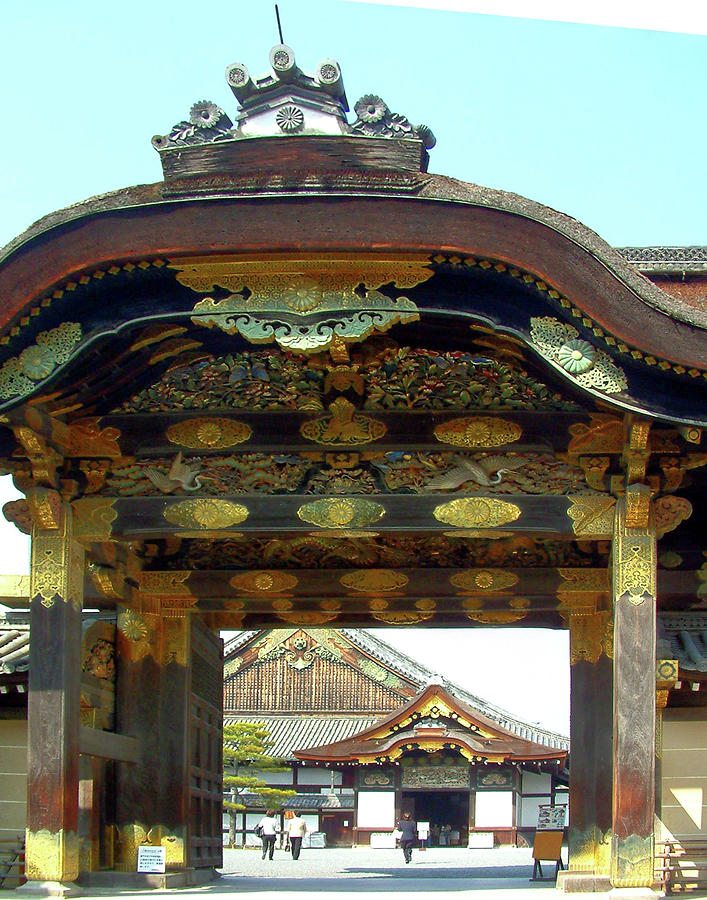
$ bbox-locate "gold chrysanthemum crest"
[529,317,627,394]
[229,571,299,594]
[164,498,248,529]
[297,497,385,529]
[340,569,409,593]
[450,569,519,592]
[0,322,82,400]
[434,498,521,528]
[166,417,252,449]
[434,417,522,448]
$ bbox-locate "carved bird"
[426,455,526,491]
[145,452,202,493]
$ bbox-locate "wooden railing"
[656,840,707,894]
[0,836,25,888]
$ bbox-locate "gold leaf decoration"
[301,398,386,446]
[340,569,409,594]
[434,417,522,448]
[466,611,527,624]
[118,610,149,642]
[0,322,82,400]
[177,255,430,355]
[567,495,616,537]
[229,570,299,594]
[164,499,248,529]
[166,417,252,449]
[139,572,192,596]
[372,611,434,625]
[530,317,627,394]
[297,497,385,529]
[450,569,519,592]
[72,498,118,542]
[434,498,521,529]
[277,611,339,625]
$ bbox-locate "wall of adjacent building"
[0,718,27,840]
[660,708,707,840]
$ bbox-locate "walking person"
[257,809,279,860]
[396,811,417,864]
[286,810,307,860]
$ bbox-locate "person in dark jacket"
[396,812,417,864]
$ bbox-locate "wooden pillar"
[25,504,84,887]
[610,491,657,891]
[560,609,613,892]
[115,608,191,872]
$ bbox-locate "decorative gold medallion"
[372,611,434,625]
[450,569,519,592]
[434,417,522,448]
[0,322,82,400]
[229,570,299,594]
[530,317,627,394]
[297,497,385,529]
[434,498,521,528]
[301,398,386,446]
[277,611,339,625]
[164,499,248,529]
[466,611,527,624]
[72,498,118,542]
[567,495,616,537]
[340,569,409,593]
[139,571,192,595]
[118,610,149,642]
[177,255,428,355]
[166,417,252,449]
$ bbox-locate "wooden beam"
[78,726,139,763]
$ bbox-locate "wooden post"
[25,505,84,888]
[559,609,613,892]
[610,490,657,892]
[115,609,191,872]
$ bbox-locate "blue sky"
[2,2,705,733]
[1,1,706,248]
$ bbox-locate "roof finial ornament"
[275,4,284,44]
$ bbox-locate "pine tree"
[223,722,295,847]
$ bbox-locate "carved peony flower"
[19,344,57,380]
[354,95,388,123]
[189,101,224,128]
[557,339,597,374]
[276,104,304,133]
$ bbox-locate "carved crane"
[426,454,526,490]
[145,452,202,493]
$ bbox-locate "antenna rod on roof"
[275,4,284,44]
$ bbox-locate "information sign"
[137,845,166,874]
[537,803,567,830]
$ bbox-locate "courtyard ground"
[2,846,691,897]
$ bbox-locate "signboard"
[137,845,166,874]
[537,803,568,831]
[402,765,470,788]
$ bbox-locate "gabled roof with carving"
[293,682,567,765]
[223,628,569,750]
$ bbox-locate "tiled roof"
[658,615,707,675]
[224,714,380,760]
[0,613,29,692]
[237,791,354,810]
[344,629,570,750]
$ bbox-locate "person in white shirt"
[257,809,279,860]
[286,811,307,860]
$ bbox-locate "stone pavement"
[0,847,679,898]
[0,845,603,899]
